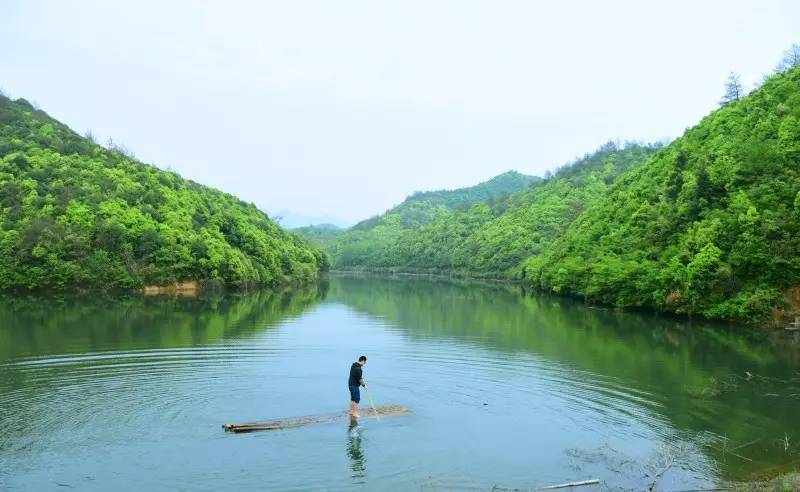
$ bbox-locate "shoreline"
[0,272,328,298]
[732,471,800,491]
[0,268,794,332]
[329,268,795,331]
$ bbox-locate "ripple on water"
[0,341,286,454]
[389,341,672,438]
[0,308,750,492]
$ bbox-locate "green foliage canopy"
[323,170,540,267]
[527,67,800,325]
[320,67,800,326]
[0,96,328,291]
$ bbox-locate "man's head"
[358,355,367,366]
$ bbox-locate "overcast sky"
[2,1,798,225]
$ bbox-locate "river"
[1,275,799,490]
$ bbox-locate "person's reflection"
[347,417,366,479]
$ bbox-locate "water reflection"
[347,418,366,481]
[1,274,799,489]
[0,283,329,361]
[0,285,327,455]
[326,274,800,480]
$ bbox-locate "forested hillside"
[291,223,343,247]
[324,143,657,273]
[378,142,659,274]
[321,170,538,266]
[322,66,800,326]
[351,170,539,231]
[0,95,328,291]
[5,64,797,325]
[526,66,800,325]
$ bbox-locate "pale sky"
[2,1,798,225]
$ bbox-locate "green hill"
[525,66,800,326]
[328,171,539,266]
[0,95,328,291]
[351,170,540,231]
[379,142,659,274]
[291,223,344,247]
[322,66,800,326]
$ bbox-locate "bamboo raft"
[222,404,411,432]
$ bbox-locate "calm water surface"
[1,275,799,491]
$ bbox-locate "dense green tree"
[322,171,540,267]
[326,142,659,276]
[0,95,328,292]
[318,65,800,326]
[528,66,800,326]
[291,223,344,249]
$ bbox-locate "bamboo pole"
[365,386,381,422]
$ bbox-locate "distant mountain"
[271,209,352,229]
[351,171,540,231]
[377,142,660,274]
[0,95,328,291]
[325,171,540,267]
[291,224,344,248]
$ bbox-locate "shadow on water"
[326,274,800,481]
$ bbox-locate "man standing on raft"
[348,356,367,418]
